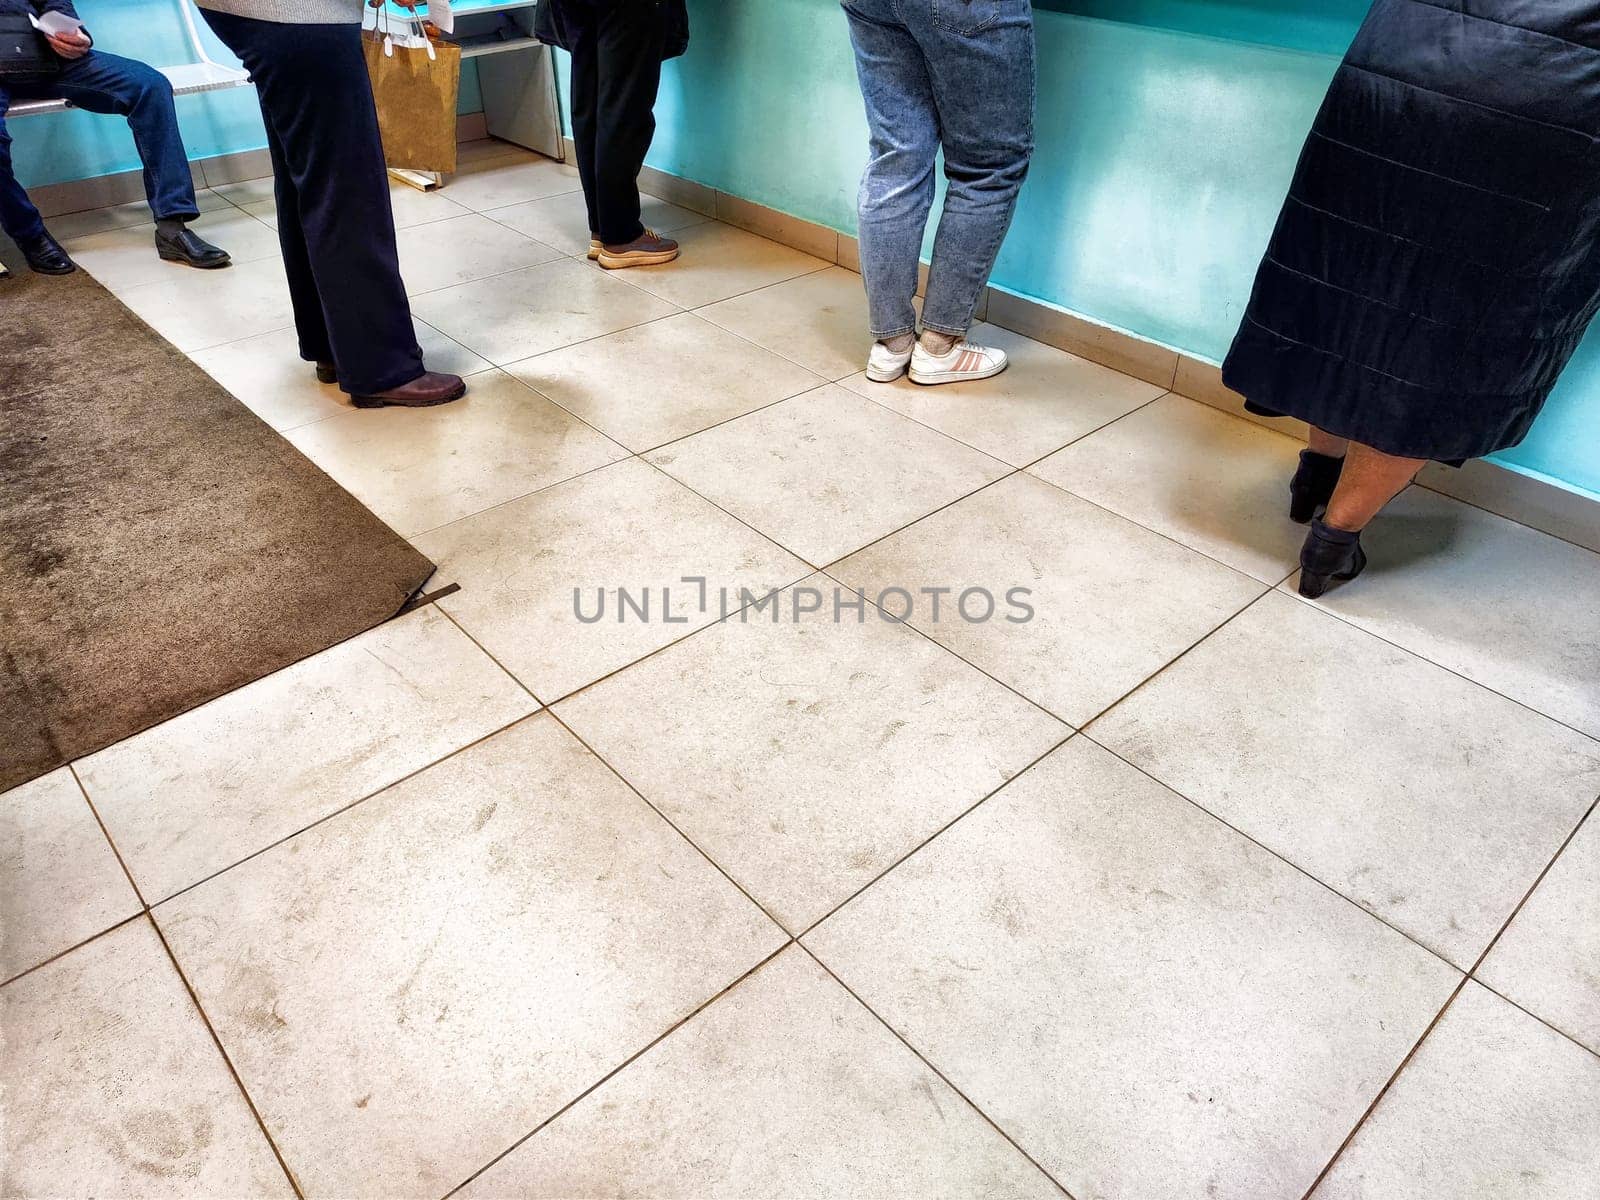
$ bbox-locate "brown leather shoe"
[351,371,467,409]
[597,228,679,270]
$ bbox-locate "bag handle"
[372,3,437,60]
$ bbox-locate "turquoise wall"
[10,0,1600,498]
[638,0,1600,498]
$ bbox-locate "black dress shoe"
[315,362,339,384]
[1288,449,1345,524]
[18,232,76,276]
[1298,518,1367,599]
[155,225,231,269]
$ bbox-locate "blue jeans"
[0,51,200,243]
[844,0,1035,338]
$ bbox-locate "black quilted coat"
[1222,0,1600,462]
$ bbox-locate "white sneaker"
[866,340,915,382]
[909,339,1008,386]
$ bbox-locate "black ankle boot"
[1288,450,1345,524]
[1298,518,1367,599]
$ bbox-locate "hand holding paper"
[29,10,91,59]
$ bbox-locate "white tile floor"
[4,142,1600,1199]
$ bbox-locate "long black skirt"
[1222,0,1600,463]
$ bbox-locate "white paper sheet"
[29,12,88,39]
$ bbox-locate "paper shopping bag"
[363,18,461,175]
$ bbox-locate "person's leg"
[0,93,49,245]
[1323,441,1423,531]
[1308,427,1350,458]
[568,9,602,239]
[1289,426,1351,524]
[202,11,425,397]
[1298,440,1424,597]
[915,0,1035,340]
[591,0,663,246]
[845,1,939,345]
[49,51,199,222]
[262,105,334,368]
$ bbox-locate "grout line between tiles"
[1274,582,1600,748]
[146,709,544,911]
[794,731,1077,941]
[796,942,1078,1200]
[58,767,307,1198]
[1296,975,1471,1199]
[69,762,148,908]
[1469,978,1600,1065]
[541,706,792,931]
[440,941,797,1199]
[0,911,146,991]
[1300,785,1600,1195]
[433,597,798,935]
[1079,723,1463,974]
[144,911,308,1200]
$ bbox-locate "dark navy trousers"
[0,51,200,244]
[201,11,423,396]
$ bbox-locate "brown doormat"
[0,268,435,793]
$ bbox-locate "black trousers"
[200,11,423,396]
[567,0,666,246]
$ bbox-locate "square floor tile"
[1,919,291,1198]
[79,608,536,903]
[611,221,830,310]
[1032,393,1309,581]
[1477,807,1600,1055]
[156,716,784,1200]
[1092,591,1600,966]
[698,266,874,382]
[806,737,1459,1200]
[1,768,139,981]
[557,580,1068,930]
[411,257,678,365]
[396,213,562,297]
[188,319,491,432]
[845,323,1167,465]
[505,311,823,451]
[440,154,583,213]
[67,208,282,294]
[485,190,707,258]
[1314,982,1600,1199]
[414,458,809,701]
[1292,486,1600,738]
[284,368,626,537]
[116,256,296,353]
[461,946,1059,1199]
[833,473,1264,725]
[647,385,1009,565]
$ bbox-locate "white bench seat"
[7,1,252,119]
[7,60,251,120]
